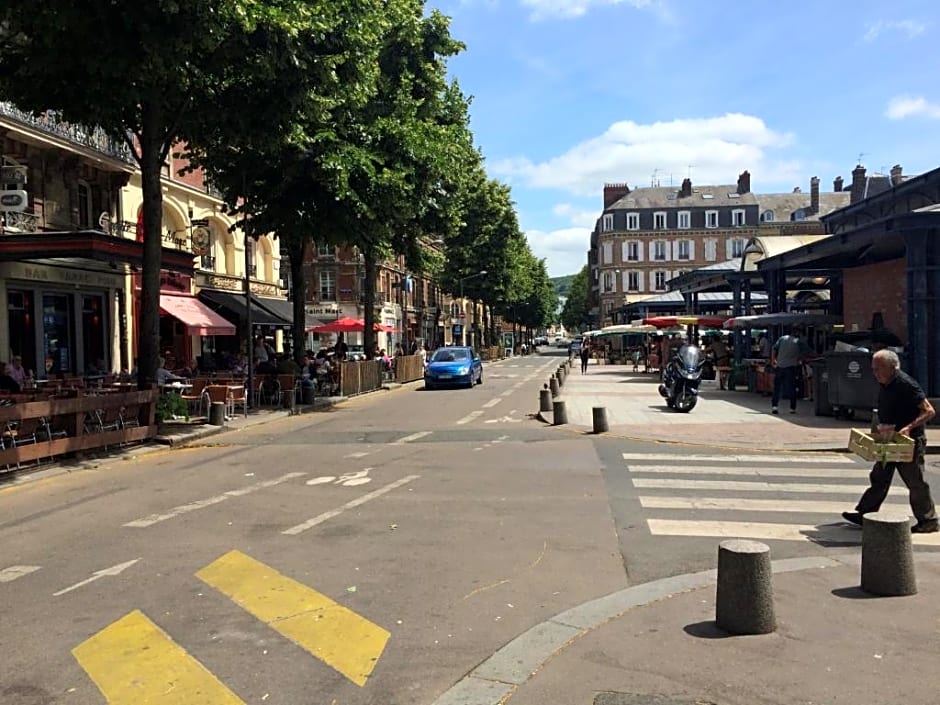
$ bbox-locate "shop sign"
[0,261,122,289]
[306,305,341,316]
[197,272,242,291]
[160,271,192,294]
[250,281,278,297]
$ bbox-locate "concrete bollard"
[539,388,553,412]
[208,401,226,426]
[555,371,564,389]
[592,407,609,433]
[861,512,917,596]
[552,400,568,425]
[715,539,776,635]
[549,377,559,397]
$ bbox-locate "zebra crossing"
[624,451,940,547]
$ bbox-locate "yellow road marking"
[72,610,245,705]
[197,550,389,687]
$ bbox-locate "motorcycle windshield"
[677,345,703,370]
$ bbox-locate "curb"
[430,552,940,705]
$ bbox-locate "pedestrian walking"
[580,339,590,374]
[770,327,811,414]
[843,349,938,533]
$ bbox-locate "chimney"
[603,183,630,208]
[810,176,820,214]
[679,178,692,198]
[833,176,844,192]
[890,164,903,187]
[736,170,751,194]
[850,164,867,204]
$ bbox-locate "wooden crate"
[848,428,915,463]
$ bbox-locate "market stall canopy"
[160,294,236,336]
[643,315,728,329]
[723,312,842,329]
[596,324,657,336]
[309,317,396,334]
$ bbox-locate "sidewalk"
[536,359,940,451]
[433,552,940,705]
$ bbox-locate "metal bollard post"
[539,387,552,412]
[592,407,608,433]
[549,377,559,397]
[715,539,776,635]
[552,400,568,425]
[861,512,917,596]
[209,401,226,426]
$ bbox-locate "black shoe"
[842,511,863,526]
[912,521,940,534]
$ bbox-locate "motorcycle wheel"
[666,397,676,408]
[675,391,697,413]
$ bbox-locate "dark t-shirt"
[878,370,927,437]
[0,374,20,393]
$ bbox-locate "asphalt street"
[2,349,938,705]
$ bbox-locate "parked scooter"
[658,343,706,412]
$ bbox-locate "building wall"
[842,258,907,342]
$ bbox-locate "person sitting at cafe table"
[7,355,29,387]
[156,357,184,386]
[0,362,22,392]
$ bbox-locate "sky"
[432,0,940,277]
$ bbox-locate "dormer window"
[793,209,806,221]
[653,212,667,230]
[705,210,719,228]
[626,212,640,230]
[761,210,775,222]
[602,213,614,232]
[732,209,746,226]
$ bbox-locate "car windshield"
[432,349,470,362]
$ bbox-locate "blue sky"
[433,0,940,277]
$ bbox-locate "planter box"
[848,428,915,463]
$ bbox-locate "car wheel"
[476,370,483,385]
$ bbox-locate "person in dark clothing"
[843,349,938,533]
[579,340,591,374]
[0,362,21,393]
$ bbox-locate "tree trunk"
[363,246,377,360]
[136,103,166,390]
[289,237,307,364]
[472,298,480,351]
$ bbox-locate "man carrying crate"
[843,349,938,533]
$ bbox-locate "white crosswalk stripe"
[623,451,938,546]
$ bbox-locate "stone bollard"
[715,539,776,635]
[861,512,917,596]
[549,377,559,397]
[552,400,568,425]
[539,388,553,412]
[592,406,608,433]
[555,371,564,389]
[208,401,226,427]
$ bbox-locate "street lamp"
[458,270,487,347]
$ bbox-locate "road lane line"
[54,559,140,597]
[0,565,40,583]
[639,496,909,513]
[482,398,502,408]
[197,550,390,687]
[392,431,432,445]
[632,478,905,494]
[647,518,940,545]
[344,451,372,459]
[72,609,245,705]
[282,475,420,536]
[124,472,307,528]
[628,465,864,478]
[456,411,484,425]
[622,452,855,464]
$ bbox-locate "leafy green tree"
[0,1,329,386]
[561,265,591,331]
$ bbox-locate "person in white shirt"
[7,355,29,386]
[156,357,182,385]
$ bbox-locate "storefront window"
[43,293,74,375]
[82,294,107,374]
[7,289,37,375]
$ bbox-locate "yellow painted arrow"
[197,550,389,687]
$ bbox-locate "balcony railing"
[0,102,136,164]
[0,210,40,233]
[200,255,216,271]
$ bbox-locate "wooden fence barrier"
[394,354,425,383]
[339,360,386,397]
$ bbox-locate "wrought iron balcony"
[0,101,135,164]
[0,210,40,233]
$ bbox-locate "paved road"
[3,349,938,705]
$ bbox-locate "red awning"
[160,294,236,336]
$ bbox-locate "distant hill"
[550,274,576,297]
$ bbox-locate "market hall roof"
[606,185,759,210]
[741,235,830,271]
[754,192,851,221]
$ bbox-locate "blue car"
[424,346,483,389]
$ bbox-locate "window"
[77,181,93,228]
[627,271,640,291]
[730,238,745,258]
[653,211,667,230]
[676,240,691,260]
[317,242,333,258]
[793,209,806,221]
[626,212,640,230]
[705,210,719,228]
[623,241,640,262]
[677,211,690,229]
[603,271,614,293]
[653,241,667,261]
[602,213,614,232]
[654,271,668,291]
[319,270,336,300]
[602,241,613,264]
[732,209,746,226]
[761,209,775,223]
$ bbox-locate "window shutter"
[648,271,656,291]
[637,271,645,292]
[648,241,655,260]
[725,238,733,259]
[689,240,695,260]
[636,241,644,262]
[666,240,673,261]
[621,241,629,263]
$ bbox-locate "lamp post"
[458,270,487,347]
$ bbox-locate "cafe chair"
[229,384,248,418]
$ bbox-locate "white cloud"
[492,113,798,197]
[886,95,940,120]
[525,226,590,277]
[521,0,651,20]
[863,19,928,41]
[551,203,597,227]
